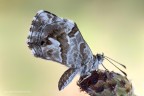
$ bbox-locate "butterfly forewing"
[27,10,94,69]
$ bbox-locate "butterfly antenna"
[101,63,108,70]
[104,56,126,69]
[104,58,127,76]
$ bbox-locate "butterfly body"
[27,10,104,90]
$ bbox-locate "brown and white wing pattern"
[27,10,94,68]
[27,10,95,90]
[58,68,79,90]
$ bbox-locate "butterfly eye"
[96,54,102,61]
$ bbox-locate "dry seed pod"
[77,70,136,96]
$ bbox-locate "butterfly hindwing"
[58,68,79,90]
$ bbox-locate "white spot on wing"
[49,38,60,46]
[40,13,49,23]
[32,17,36,21]
[66,19,74,33]
[31,49,36,55]
[37,10,44,14]
[56,17,63,22]
[28,31,32,36]
[74,31,79,36]
[67,19,74,26]
[42,38,62,62]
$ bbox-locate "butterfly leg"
[58,68,79,90]
[79,72,91,83]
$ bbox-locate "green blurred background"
[0,0,143,96]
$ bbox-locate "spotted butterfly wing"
[27,10,96,90]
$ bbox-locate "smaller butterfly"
[27,10,126,90]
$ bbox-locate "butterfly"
[27,10,126,91]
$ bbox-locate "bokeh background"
[0,0,143,96]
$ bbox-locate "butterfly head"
[91,53,104,71]
[95,53,104,64]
